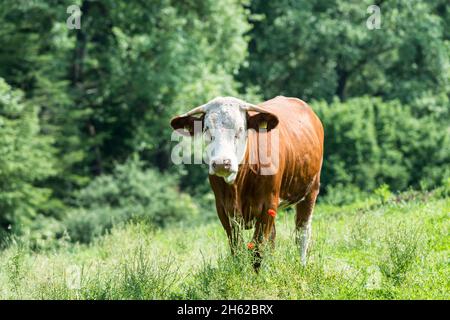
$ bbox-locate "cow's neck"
[209,133,259,218]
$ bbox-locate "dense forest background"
[0,0,448,248]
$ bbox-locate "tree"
[0,78,55,241]
[67,0,251,175]
[0,0,252,198]
[0,0,88,198]
[240,0,449,110]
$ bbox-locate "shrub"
[320,184,368,206]
[373,184,393,204]
[433,177,450,199]
[64,156,199,243]
[378,224,423,285]
[25,215,66,250]
[314,96,450,194]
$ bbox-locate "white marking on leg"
[296,217,312,266]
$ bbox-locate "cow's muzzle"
[211,158,232,175]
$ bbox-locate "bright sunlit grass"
[0,193,448,300]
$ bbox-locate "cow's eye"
[204,129,214,142]
[204,128,210,139]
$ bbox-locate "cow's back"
[258,96,324,205]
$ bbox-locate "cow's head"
[170,97,278,184]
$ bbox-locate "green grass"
[0,193,449,300]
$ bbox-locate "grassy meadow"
[1,190,448,300]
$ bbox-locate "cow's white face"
[170,96,279,185]
[203,100,248,184]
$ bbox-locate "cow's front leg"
[217,207,244,256]
[251,199,278,272]
[229,217,244,255]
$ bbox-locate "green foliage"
[60,0,251,174]
[0,78,55,241]
[438,177,450,198]
[5,245,26,295]
[374,184,393,204]
[320,184,368,206]
[0,0,251,196]
[241,0,450,106]
[0,0,86,194]
[24,216,66,251]
[378,224,423,285]
[64,156,199,243]
[315,96,450,193]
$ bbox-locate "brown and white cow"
[170,96,324,269]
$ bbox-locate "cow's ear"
[247,112,279,131]
[170,115,204,136]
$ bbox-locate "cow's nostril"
[212,159,232,173]
[223,161,231,170]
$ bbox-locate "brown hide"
[209,96,324,235]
